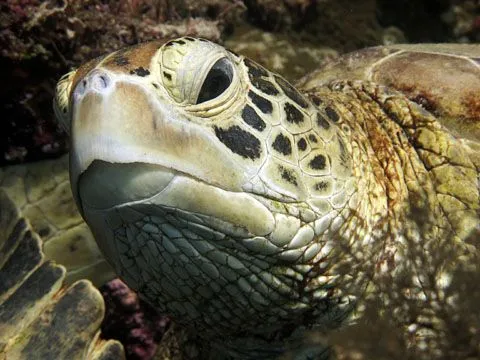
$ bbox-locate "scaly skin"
[53,38,479,359]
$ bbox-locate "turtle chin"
[77,161,277,287]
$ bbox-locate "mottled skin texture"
[53,39,479,359]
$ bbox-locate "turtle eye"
[196,57,233,104]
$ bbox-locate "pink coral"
[101,279,170,360]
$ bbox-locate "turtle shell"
[298,44,480,147]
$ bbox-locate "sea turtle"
[53,38,479,358]
[1,39,478,359]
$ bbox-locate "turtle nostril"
[93,74,111,90]
[74,71,112,98]
[74,79,87,97]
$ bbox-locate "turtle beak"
[68,69,177,216]
[68,69,247,218]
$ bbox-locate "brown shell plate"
[297,44,480,143]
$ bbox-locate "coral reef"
[244,0,383,51]
[101,279,170,360]
[225,24,339,81]
[377,0,479,42]
[442,0,480,42]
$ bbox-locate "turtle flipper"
[0,155,116,287]
[0,188,125,360]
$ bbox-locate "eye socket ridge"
[196,57,234,104]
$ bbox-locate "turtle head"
[54,36,352,212]
[55,38,251,206]
[54,38,355,327]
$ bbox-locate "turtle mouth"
[78,159,276,239]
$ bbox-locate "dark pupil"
[196,58,233,104]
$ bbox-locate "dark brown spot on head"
[242,105,266,131]
[163,72,172,81]
[308,134,318,143]
[311,95,323,106]
[279,165,298,186]
[244,58,269,78]
[284,103,304,124]
[248,91,273,114]
[297,138,307,151]
[214,125,261,160]
[130,67,150,77]
[314,181,330,191]
[316,113,330,130]
[309,154,327,170]
[184,37,195,41]
[175,40,186,45]
[272,133,292,156]
[99,41,162,75]
[251,77,279,96]
[274,75,308,108]
[114,56,129,66]
[325,106,339,122]
[152,83,159,88]
[244,59,278,96]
